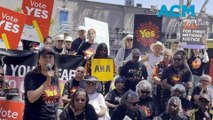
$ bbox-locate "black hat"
[199,94,211,102]
[38,47,55,57]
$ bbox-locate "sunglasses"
[127,39,133,41]
[86,81,96,86]
[75,98,86,103]
[141,90,151,94]
[57,40,64,42]
[127,101,139,106]
[173,58,182,61]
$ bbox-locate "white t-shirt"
[88,92,110,120]
[147,53,163,76]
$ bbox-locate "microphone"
[46,63,52,71]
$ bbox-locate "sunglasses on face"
[127,39,133,41]
[141,90,151,94]
[127,101,139,106]
[75,98,86,103]
[57,40,64,42]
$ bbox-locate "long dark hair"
[94,43,109,58]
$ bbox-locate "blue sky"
[88,0,213,15]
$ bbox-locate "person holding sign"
[85,43,115,95]
[23,47,60,120]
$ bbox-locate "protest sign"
[134,15,162,54]
[84,17,110,53]
[0,100,24,120]
[21,0,54,42]
[0,7,27,50]
[91,59,114,81]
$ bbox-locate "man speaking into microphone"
[23,47,60,120]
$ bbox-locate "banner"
[91,59,114,81]
[0,49,85,79]
[84,17,110,54]
[134,15,162,54]
[181,15,208,49]
[0,7,27,50]
[21,0,54,42]
[0,100,24,120]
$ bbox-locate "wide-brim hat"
[79,76,102,92]
[150,41,166,52]
[64,36,73,42]
[55,34,64,41]
[122,34,133,42]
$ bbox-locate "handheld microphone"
[46,63,52,71]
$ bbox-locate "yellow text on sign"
[91,59,114,82]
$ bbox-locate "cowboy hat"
[64,36,73,42]
[150,41,166,52]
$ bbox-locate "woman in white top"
[141,41,165,79]
[80,76,110,120]
[114,34,133,72]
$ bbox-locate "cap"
[199,94,211,102]
[38,47,55,57]
[78,26,87,31]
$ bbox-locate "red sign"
[0,100,24,120]
[0,7,27,50]
[22,0,54,42]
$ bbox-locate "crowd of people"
[0,25,212,120]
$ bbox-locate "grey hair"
[136,80,152,97]
[131,48,141,55]
[171,84,186,98]
[120,90,139,107]
[200,74,212,83]
[166,97,183,115]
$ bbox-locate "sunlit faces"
[126,38,133,48]
[75,67,85,78]
[200,78,210,88]
[153,45,163,55]
[64,41,72,49]
[87,29,96,43]
[192,49,200,56]
[163,50,173,61]
[74,92,87,111]
[44,38,53,48]
[78,30,86,38]
[39,54,55,71]
[85,81,97,94]
[56,40,64,47]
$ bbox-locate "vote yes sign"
[0,7,27,50]
[21,0,54,42]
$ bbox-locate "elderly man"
[71,26,87,54]
[53,34,64,54]
[62,66,85,106]
[119,48,148,91]
[111,90,146,120]
[190,94,213,120]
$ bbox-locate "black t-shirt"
[187,56,205,76]
[59,104,98,120]
[138,97,157,120]
[53,46,63,54]
[124,48,132,60]
[23,72,60,120]
[105,89,124,114]
[111,106,147,120]
[190,86,204,109]
[157,112,188,120]
[62,78,80,98]
[77,42,92,56]
[180,97,191,111]
[119,61,148,91]
[71,37,85,52]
